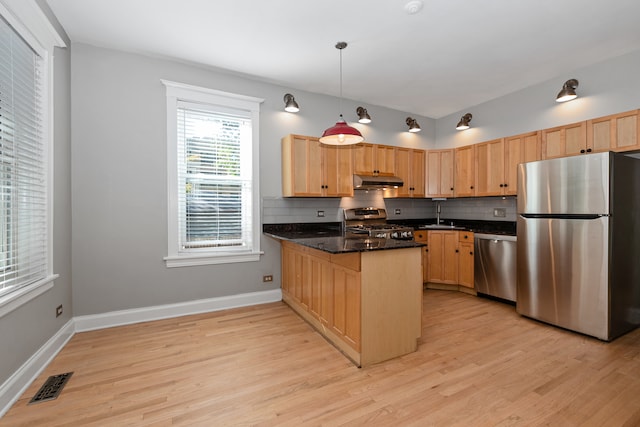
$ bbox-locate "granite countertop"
[262,219,516,254]
[263,223,424,254]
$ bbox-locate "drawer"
[413,230,428,242]
[459,231,474,242]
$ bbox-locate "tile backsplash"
[263,192,517,224]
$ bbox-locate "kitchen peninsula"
[264,224,423,367]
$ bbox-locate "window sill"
[164,251,263,268]
[0,274,59,318]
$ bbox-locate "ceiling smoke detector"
[404,0,424,15]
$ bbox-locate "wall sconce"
[283,93,299,112]
[556,79,579,103]
[406,117,421,133]
[456,113,472,130]
[356,106,372,124]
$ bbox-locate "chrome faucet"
[436,201,441,224]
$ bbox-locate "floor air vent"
[29,372,73,404]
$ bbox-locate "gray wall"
[70,43,435,316]
[0,45,73,385]
[436,49,640,148]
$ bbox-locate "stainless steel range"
[344,207,414,240]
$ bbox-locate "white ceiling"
[46,0,640,119]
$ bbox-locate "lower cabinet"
[423,230,474,289]
[458,232,474,288]
[280,241,422,367]
[282,241,361,351]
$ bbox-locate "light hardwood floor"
[3,289,640,426]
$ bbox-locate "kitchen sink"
[418,224,466,230]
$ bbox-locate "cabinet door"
[427,231,458,284]
[410,149,426,197]
[308,254,330,321]
[331,265,361,350]
[323,145,354,197]
[541,121,587,159]
[414,231,429,283]
[587,110,640,153]
[505,131,540,196]
[426,149,456,198]
[353,143,375,175]
[475,138,505,196]
[282,135,323,196]
[375,145,397,176]
[353,143,396,176]
[455,145,476,197]
[395,148,411,197]
[458,241,474,288]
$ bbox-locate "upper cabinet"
[504,131,541,196]
[426,149,454,198]
[541,121,587,159]
[475,138,505,197]
[586,109,640,153]
[454,145,476,197]
[395,148,425,198]
[353,143,396,176]
[282,134,353,197]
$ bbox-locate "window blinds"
[0,16,47,297]
[176,102,253,252]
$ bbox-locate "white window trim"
[162,80,264,267]
[0,0,65,316]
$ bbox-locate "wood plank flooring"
[3,289,640,426]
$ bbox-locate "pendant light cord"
[339,45,343,118]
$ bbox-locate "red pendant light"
[319,42,364,146]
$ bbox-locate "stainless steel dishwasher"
[474,233,517,302]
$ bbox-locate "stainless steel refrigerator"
[517,151,640,341]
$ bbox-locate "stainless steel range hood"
[353,174,404,190]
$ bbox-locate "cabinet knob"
[450,187,454,191]
[580,149,586,154]
[470,251,473,255]
[455,249,459,253]
[470,186,474,189]
[587,148,592,153]
[464,235,468,239]
[504,183,508,187]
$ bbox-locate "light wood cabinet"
[426,230,474,288]
[455,145,476,197]
[282,134,353,197]
[458,231,474,288]
[353,143,396,176]
[427,230,459,284]
[395,148,426,198]
[426,149,455,198]
[475,138,505,197]
[413,230,429,284]
[280,241,422,367]
[504,131,541,196]
[541,121,587,159]
[586,109,640,153]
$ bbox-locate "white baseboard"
[0,319,74,417]
[74,289,283,332]
[0,289,282,418]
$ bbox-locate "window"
[163,80,263,267]
[0,5,60,316]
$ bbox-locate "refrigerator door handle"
[519,213,607,220]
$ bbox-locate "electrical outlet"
[395,208,401,215]
[316,210,325,217]
[493,208,506,218]
[263,275,273,282]
[56,305,63,317]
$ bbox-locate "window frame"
[0,0,64,317]
[162,80,263,267]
